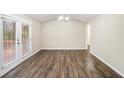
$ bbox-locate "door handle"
[17,42,20,45]
[17,39,20,45]
[17,39,20,41]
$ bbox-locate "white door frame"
[0,17,3,72]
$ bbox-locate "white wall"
[15,14,43,54]
[87,24,91,45]
[41,19,87,49]
[89,15,124,75]
[85,24,91,46]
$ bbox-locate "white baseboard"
[32,48,42,56]
[20,48,42,63]
[41,48,88,50]
[90,51,124,77]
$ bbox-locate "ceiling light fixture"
[65,17,70,21]
[58,15,70,22]
[58,16,64,21]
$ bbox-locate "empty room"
[0,14,124,78]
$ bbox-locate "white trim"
[0,17,3,72]
[41,48,88,50]
[90,51,124,77]
[0,14,20,22]
[32,48,42,56]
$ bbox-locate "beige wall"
[89,15,124,75]
[15,14,43,54]
[41,19,87,49]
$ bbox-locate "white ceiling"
[28,14,97,22]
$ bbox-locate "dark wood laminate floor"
[2,50,121,78]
